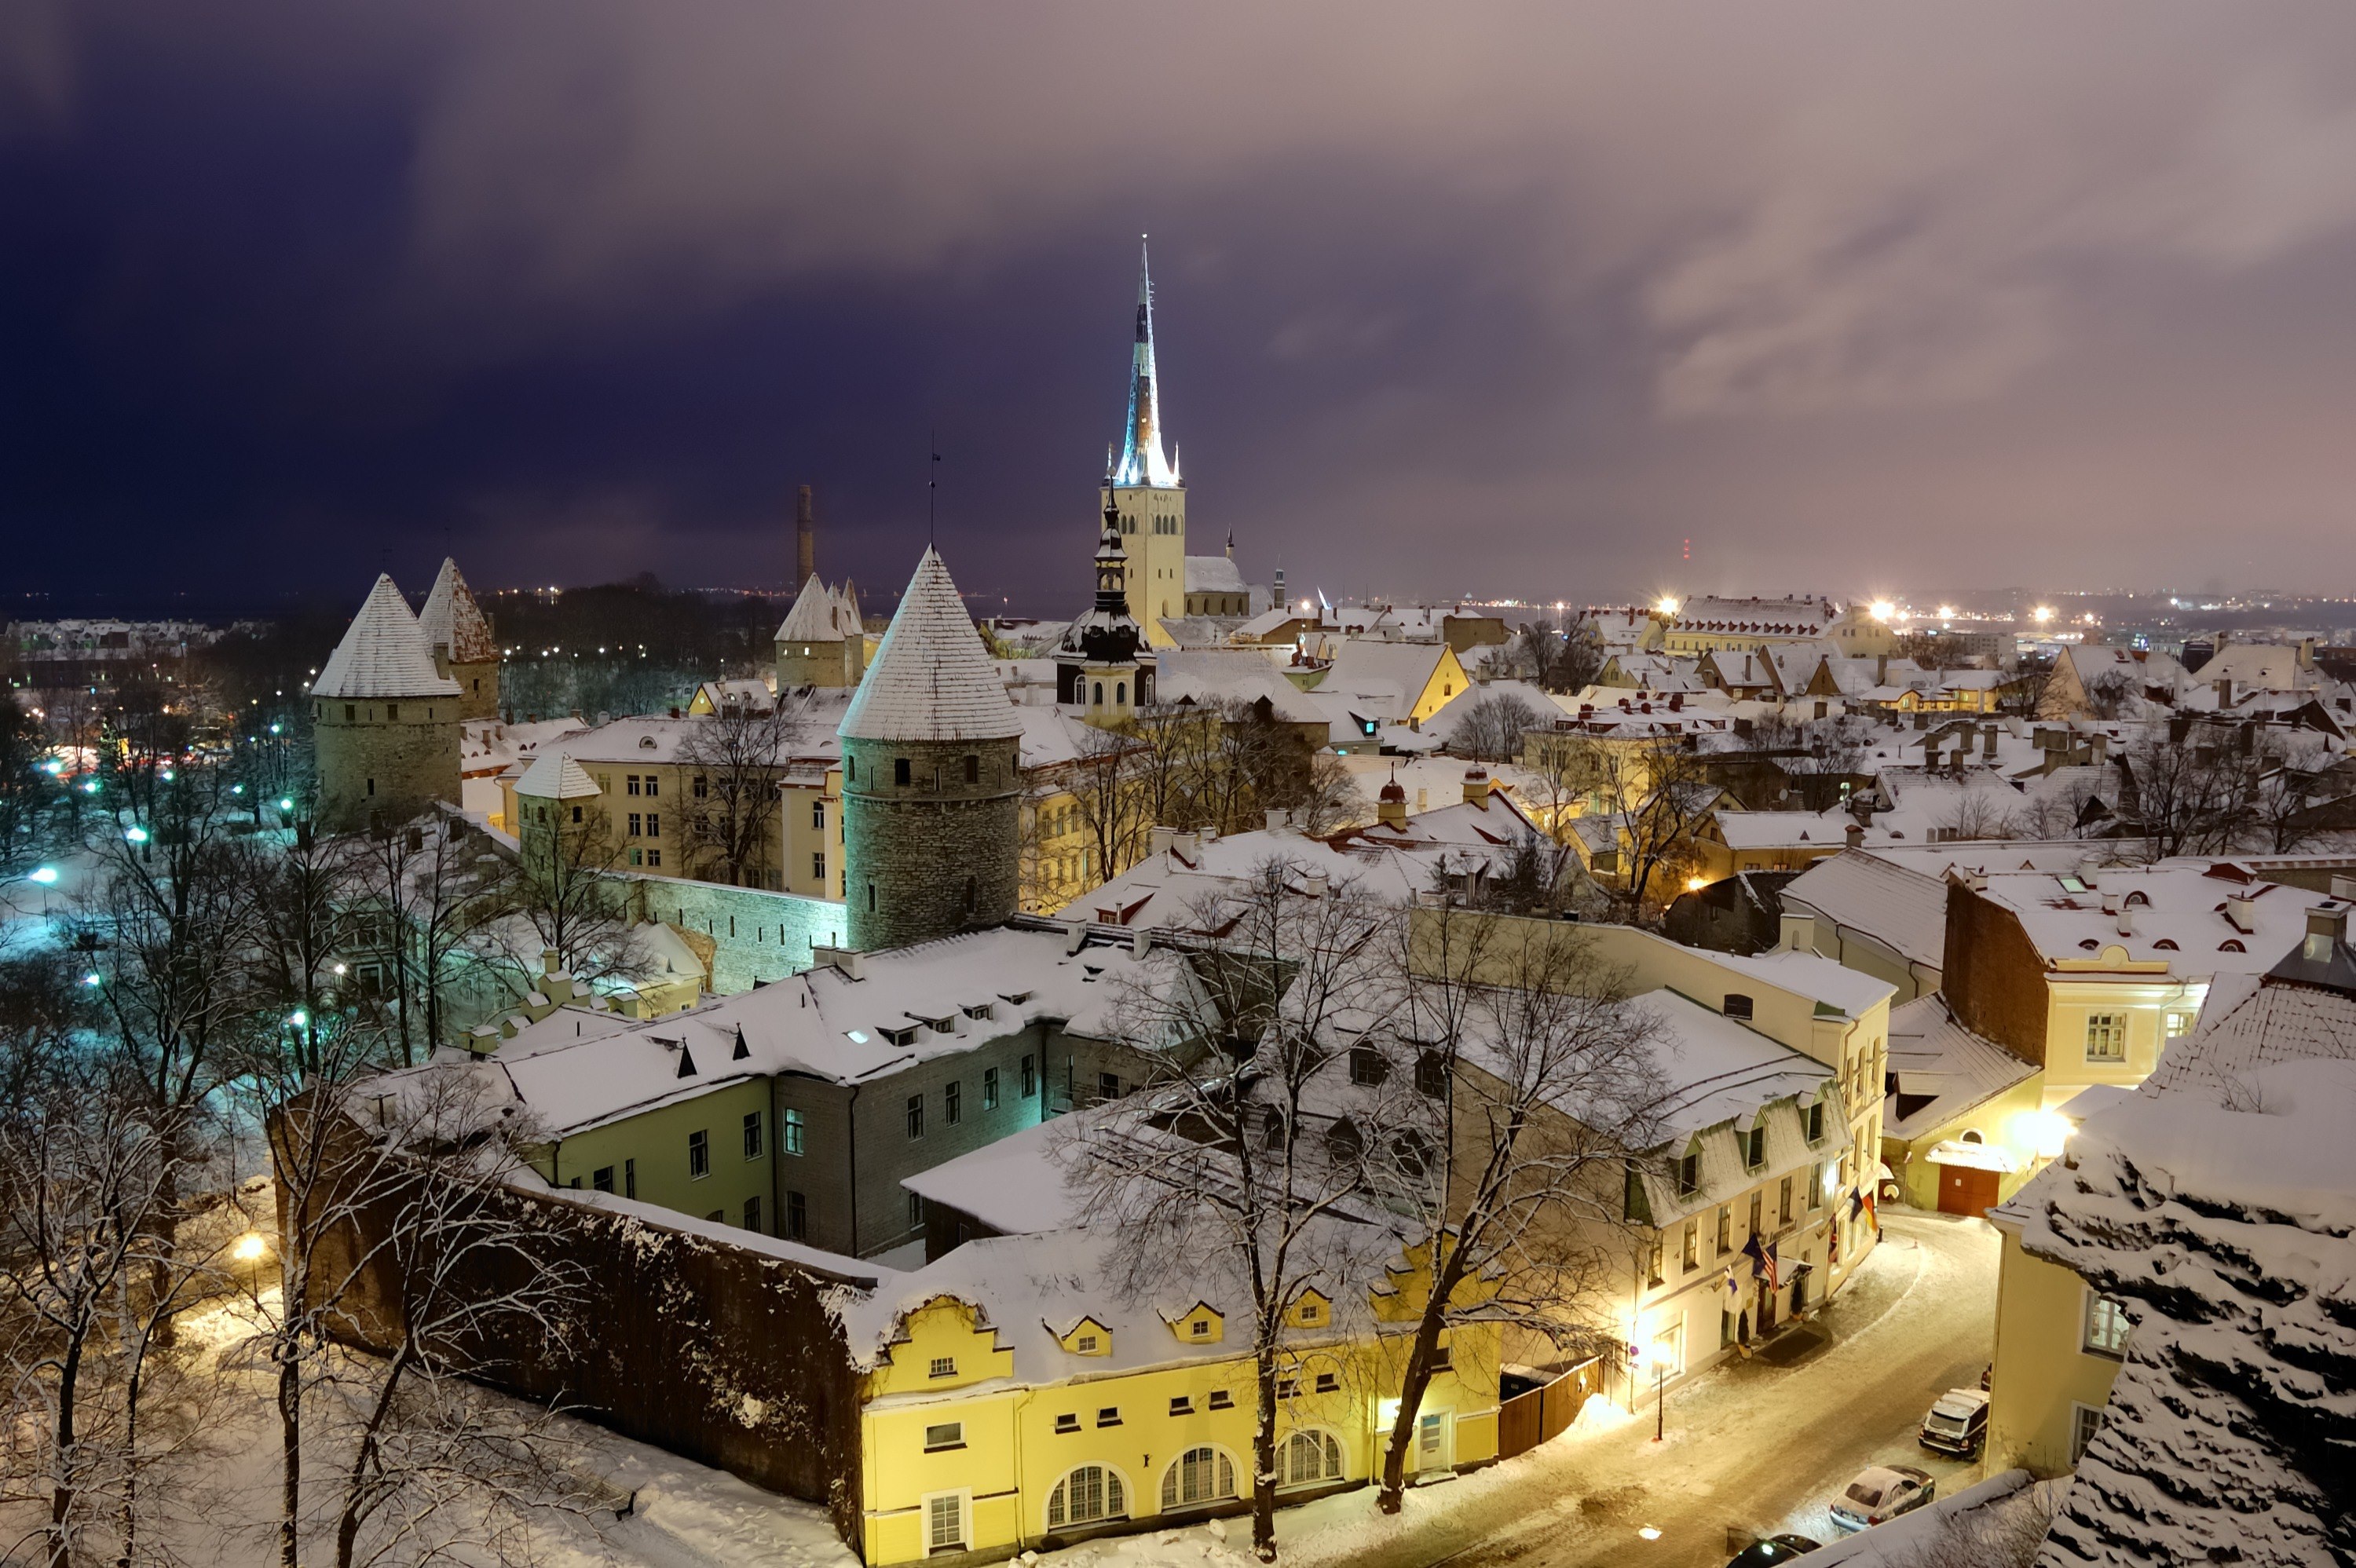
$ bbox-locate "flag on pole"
[1762,1241,1780,1291]
[1723,1266,1739,1306]
[1740,1232,1768,1281]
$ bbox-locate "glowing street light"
[1869,600,1896,622]
[278,797,294,813]
[1655,596,1681,616]
[2031,605,2056,625]
[233,1231,270,1263]
[124,826,149,844]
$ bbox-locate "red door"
[1938,1165,2000,1218]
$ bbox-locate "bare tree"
[1369,908,1667,1513]
[2122,729,2252,858]
[1275,751,1368,837]
[1450,692,1541,765]
[1066,862,1403,1560]
[346,815,513,1062]
[499,799,638,987]
[1936,788,2020,842]
[1066,724,1149,892]
[1500,619,1604,694]
[675,693,810,889]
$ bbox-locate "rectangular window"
[894,758,912,786]
[646,813,659,837]
[909,1190,923,1229]
[945,1080,962,1125]
[1806,1102,1824,1142]
[644,776,658,798]
[742,1110,763,1160]
[924,1493,965,1554]
[1314,1372,1339,1394]
[1676,1152,1699,1195]
[592,1165,614,1193]
[982,1067,998,1110]
[1745,1124,1766,1168]
[693,775,708,798]
[1208,1391,1233,1410]
[928,1356,957,1379]
[1096,1407,1121,1427]
[924,1422,964,1452]
[624,1158,635,1199]
[1715,1205,1732,1255]
[743,1196,761,1232]
[2164,1011,2193,1040]
[2085,1013,2127,1062]
[1021,1054,1037,1097]
[811,852,826,883]
[646,849,660,868]
[1646,1234,1664,1287]
[1098,1071,1120,1102]
[1681,1219,1698,1270]
[811,799,825,829]
[1747,1190,1763,1240]
[2083,1292,2131,1358]
[687,1130,709,1179]
[627,775,641,796]
[782,1107,804,1155]
[628,812,642,836]
[906,1095,924,1139]
[2070,1403,2105,1466]
[1780,1176,1794,1226]
[786,1190,807,1239]
[1168,1397,1193,1416]
[628,846,643,867]
[1055,1413,1081,1434]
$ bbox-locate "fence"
[1495,1357,1603,1459]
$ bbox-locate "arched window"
[1046,1464,1127,1530]
[1162,1446,1237,1511]
[1960,1128,1984,1145]
[1278,1431,1344,1488]
[1093,682,1105,705]
[1116,682,1127,705]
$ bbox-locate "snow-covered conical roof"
[839,549,1021,743]
[312,575,462,700]
[774,574,860,643]
[419,557,498,664]
[514,751,602,801]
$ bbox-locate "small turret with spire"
[1056,492,1155,725]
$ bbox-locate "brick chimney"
[1377,777,1408,829]
[1462,767,1492,808]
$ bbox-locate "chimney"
[1171,831,1201,862]
[811,945,865,981]
[2076,854,2102,888]
[795,484,816,585]
[2100,890,2120,916]
[2089,733,2109,765]
[1844,821,1864,849]
[542,948,561,978]
[2303,900,2348,960]
[1063,921,1088,954]
[2225,894,2256,934]
[1982,723,1998,758]
[2215,676,2233,708]
[1377,778,1408,829]
[1264,808,1295,832]
[2116,907,2135,939]
[1131,926,1154,958]
[1149,825,1176,857]
[1876,653,1888,685]
[1780,911,1816,953]
[1462,767,1492,808]
[1302,869,1330,899]
[2329,874,2356,903]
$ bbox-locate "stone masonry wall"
[841,735,1021,952]
[313,703,462,834]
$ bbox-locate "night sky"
[6,3,2356,617]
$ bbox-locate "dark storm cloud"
[5,2,2356,613]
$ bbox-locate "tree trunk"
[1377,1252,1465,1515]
[335,1345,412,1568]
[49,1330,84,1568]
[1252,1348,1279,1561]
[278,1345,304,1568]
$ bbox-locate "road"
[1315,1210,1999,1568]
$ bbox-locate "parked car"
[1827,1465,1936,1533]
[1725,1533,1821,1566]
[1919,1387,1990,1457]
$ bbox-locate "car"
[1725,1533,1822,1566]
[1919,1387,1990,1456]
[1827,1464,1936,1533]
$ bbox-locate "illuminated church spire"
[1112,238,1180,488]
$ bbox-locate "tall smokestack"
[795,484,816,586]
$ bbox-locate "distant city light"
[1936,604,1957,620]
[2031,605,2056,625]
[1655,596,1681,616]
[1869,600,1896,622]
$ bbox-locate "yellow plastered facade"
[1985,1217,2125,1477]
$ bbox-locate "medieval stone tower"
[839,548,1023,951]
[418,557,501,722]
[310,574,463,833]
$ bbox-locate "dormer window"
[1077,1333,1098,1353]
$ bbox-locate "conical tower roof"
[419,557,498,663]
[1110,239,1179,489]
[840,548,1021,743]
[514,751,602,801]
[312,575,461,700]
[775,573,858,643]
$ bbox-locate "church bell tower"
[1101,240,1185,647]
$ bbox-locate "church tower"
[1102,240,1186,647]
[839,548,1023,951]
[1055,494,1155,727]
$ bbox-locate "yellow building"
[1984,1214,2130,1476]
[839,1228,1501,1563]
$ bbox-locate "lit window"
[2083,1293,2131,1358]
[2070,1404,2105,1465]
[782,1108,804,1155]
[2085,1014,2126,1062]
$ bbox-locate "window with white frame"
[2164,1010,2194,1040]
[923,1421,964,1452]
[1162,1446,1237,1510]
[2083,1292,2131,1358]
[1279,1430,1344,1487]
[924,1492,967,1553]
[2069,1403,2105,1465]
[2084,1013,2127,1062]
[1046,1464,1125,1530]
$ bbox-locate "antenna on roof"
[927,432,941,549]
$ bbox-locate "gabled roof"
[311,575,462,700]
[1183,555,1246,594]
[1780,850,1949,970]
[514,752,602,801]
[839,549,1023,744]
[774,574,862,643]
[417,557,497,663]
[1883,995,2037,1139]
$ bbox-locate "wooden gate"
[1939,1164,2001,1218]
[1495,1358,1601,1459]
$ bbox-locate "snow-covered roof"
[2142,921,2356,1098]
[1182,555,1246,594]
[1708,809,1898,853]
[898,1113,1086,1236]
[513,751,602,802]
[1972,861,2322,978]
[1882,995,2036,1140]
[417,557,498,663]
[1318,640,1451,706]
[1626,990,1834,1141]
[1780,850,1949,970]
[1669,596,1838,638]
[311,575,463,701]
[484,927,1176,1135]
[839,549,1022,744]
[1151,649,1329,726]
[774,574,863,644]
[459,716,590,776]
[1699,947,1895,1021]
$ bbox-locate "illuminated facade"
[1103,243,1188,645]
